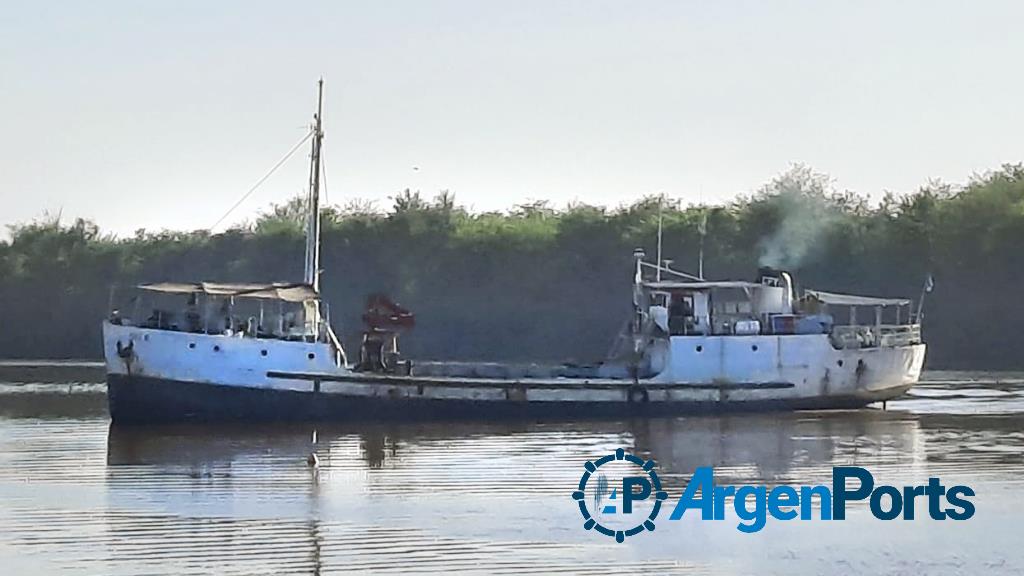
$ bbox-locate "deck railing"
[830,324,921,349]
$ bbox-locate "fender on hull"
[106,375,909,424]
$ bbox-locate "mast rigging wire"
[209,129,315,231]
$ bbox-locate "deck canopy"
[642,280,763,290]
[138,282,317,303]
[804,289,909,307]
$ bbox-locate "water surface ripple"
[0,369,1021,575]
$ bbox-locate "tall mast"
[304,79,324,292]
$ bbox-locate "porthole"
[837,359,844,367]
[261,349,268,357]
[308,352,316,360]
[188,342,196,349]
[751,344,759,352]
[213,345,221,352]
[696,345,703,353]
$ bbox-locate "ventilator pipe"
[780,271,794,313]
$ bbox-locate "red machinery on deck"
[356,294,415,373]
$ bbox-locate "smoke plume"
[756,166,842,270]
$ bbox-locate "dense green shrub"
[3,164,1022,368]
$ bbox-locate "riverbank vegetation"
[2,164,1022,368]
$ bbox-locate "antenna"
[656,194,664,282]
[698,208,707,280]
[697,185,707,281]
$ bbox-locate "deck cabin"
[637,275,921,350]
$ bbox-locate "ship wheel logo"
[571,448,668,542]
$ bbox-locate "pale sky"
[2,1,1022,237]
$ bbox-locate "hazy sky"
[2,1,1022,237]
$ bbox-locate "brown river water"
[0,364,1022,575]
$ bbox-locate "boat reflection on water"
[105,410,927,488]
[629,410,926,486]
[6,374,1024,575]
[11,400,1019,575]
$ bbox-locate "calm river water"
[0,366,1022,575]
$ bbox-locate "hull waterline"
[102,323,925,423]
[106,374,912,424]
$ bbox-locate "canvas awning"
[804,289,909,307]
[643,280,764,290]
[138,282,318,303]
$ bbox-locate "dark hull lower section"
[106,374,895,424]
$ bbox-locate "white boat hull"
[102,322,925,422]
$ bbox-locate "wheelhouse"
[634,258,922,349]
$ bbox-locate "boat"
[101,82,927,423]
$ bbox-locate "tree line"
[2,164,1022,369]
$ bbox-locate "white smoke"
[756,166,842,270]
